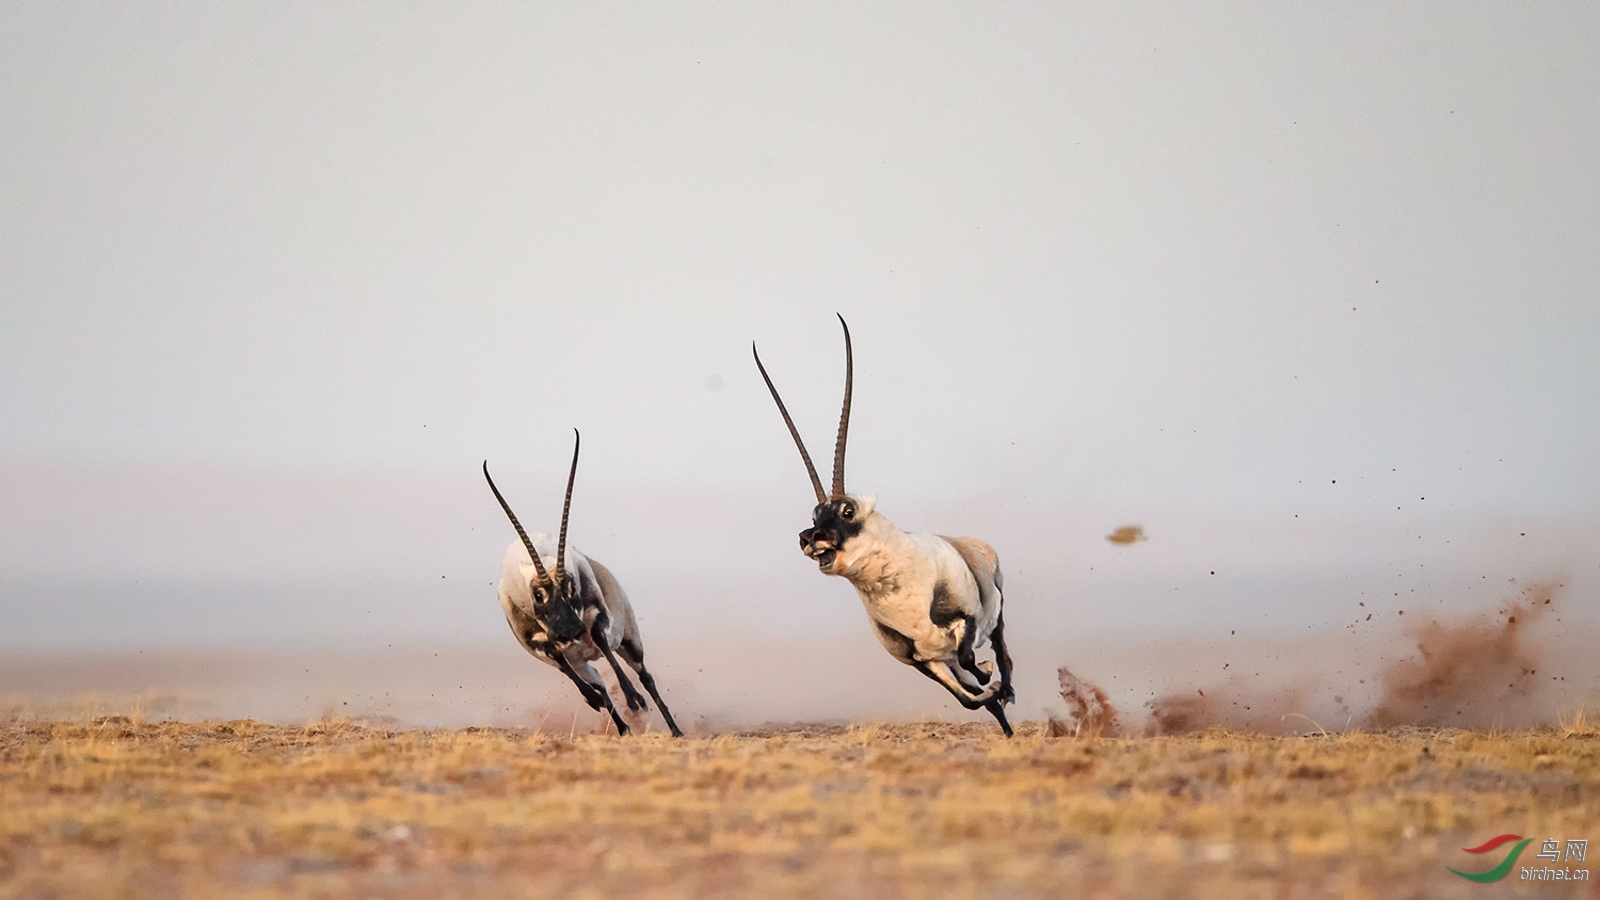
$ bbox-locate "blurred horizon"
[5,455,1595,728]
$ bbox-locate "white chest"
[846,541,961,650]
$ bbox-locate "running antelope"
[752,316,1016,736]
[483,431,682,736]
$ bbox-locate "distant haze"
[3,5,1597,725]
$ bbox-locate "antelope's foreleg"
[984,696,1014,737]
[990,608,1015,705]
[555,654,630,736]
[597,640,649,714]
[591,617,650,714]
[541,645,604,710]
[619,638,684,738]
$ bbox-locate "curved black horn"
[831,314,853,500]
[555,429,579,582]
[753,341,827,504]
[483,461,550,584]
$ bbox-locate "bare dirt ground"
[3,715,1597,900]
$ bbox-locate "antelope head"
[483,430,587,646]
[754,315,881,577]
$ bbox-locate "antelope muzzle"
[799,524,840,570]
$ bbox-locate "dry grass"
[2,716,1597,899]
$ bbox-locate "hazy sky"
[3,3,1598,705]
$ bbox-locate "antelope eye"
[841,504,855,519]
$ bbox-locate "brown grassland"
[2,714,1598,900]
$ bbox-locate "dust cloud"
[1130,582,1584,735]
[1365,582,1559,729]
[1048,667,1120,736]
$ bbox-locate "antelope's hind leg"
[619,637,684,738]
[912,659,998,710]
[955,614,992,687]
[916,652,1013,738]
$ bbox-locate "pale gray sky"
[3,4,1598,721]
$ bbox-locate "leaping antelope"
[753,315,1016,736]
[483,431,682,737]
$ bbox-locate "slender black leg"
[599,698,630,735]
[984,697,1015,737]
[632,665,682,738]
[955,615,992,686]
[554,655,629,736]
[880,620,1007,736]
[551,657,603,709]
[620,639,683,738]
[587,610,648,712]
[911,660,1014,738]
[593,623,650,713]
[990,608,1015,705]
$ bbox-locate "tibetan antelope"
[483,431,682,737]
[753,315,1016,736]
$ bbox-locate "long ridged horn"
[753,341,827,504]
[831,314,852,500]
[554,429,579,582]
[483,461,551,584]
